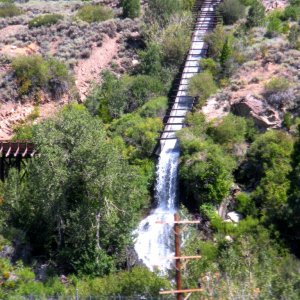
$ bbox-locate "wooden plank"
[160,288,204,295]
[156,220,200,224]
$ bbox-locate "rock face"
[232,94,281,129]
[226,211,243,223]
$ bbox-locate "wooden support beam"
[160,288,204,295]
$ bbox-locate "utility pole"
[174,213,183,300]
[158,213,203,298]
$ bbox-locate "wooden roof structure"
[0,140,35,158]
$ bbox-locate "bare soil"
[74,34,120,101]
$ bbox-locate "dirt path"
[74,34,119,101]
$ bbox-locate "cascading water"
[134,0,219,272]
[134,139,180,271]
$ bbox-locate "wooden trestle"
[0,141,35,180]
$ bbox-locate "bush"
[246,0,265,27]
[208,114,247,146]
[283,5,300,21]
[138,43,162,76]
[264,77,290,95]
[288,25,300,49]
[188,71,218,106]
[0,3,22,18]
[122,0,140,19]
[218,0,246,25]
[12,55,72,99]
[28,14,63,28]
[76,4,113,23]
[161,23,191,66]
[205,24,227,60]
[147,0,182,26]
[266,14,283,37]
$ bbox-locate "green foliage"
[122,0,140,18]
[199,58,218,77]
[264,76,290,95]
[183,225,300,299]
[266,12,284,37]
[180,0,196,11]
[179,139,235,206]
[218,0,246,25]
[138,43,162,76]
[2,105,151,276]
[110,113,163,158]
[147,0,182,26]
[76,267,171,297]
[208,114,247,146]
[76,4,113,23]
[246,0,265,27]
[138,96,168,118]
[219,38,232,75]
[28,14,63,28]
[205,24,227,60]
[0,3,22,18]
[85,71,165,119]
[188,71,218,106]
[235,192,257,216]
[283,112,293,130]
[161,22,191,66]
[286,127,300,249]
[243,131,294,222]
[12,55,72,99]
[283,5,300,21]
[288,24,300,49]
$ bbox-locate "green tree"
[138,43,162,76]
[246,0,265,27]
[2,105,150,275]
[122,0,140,19]
[219,38,232,75]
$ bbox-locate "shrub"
[138,43,162,76]
[288,25,300,49]
[283,5,300,21]
[218,0,246,25]
[208,114,247,146]
[246,0,265,27]
[264,77,290,95]
[138,96,168,118]
[188,71,218,106]
[76,4,113,23]
[199,58,218,77]
[161,23,191,66]
[28,14,63,28]
[266,15,283,37]
[205,24,227,60]
[12,55,72,99]
[147,0,182,26]
[0,3,22,18]
[122,0,140,19]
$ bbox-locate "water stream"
[134,0,218,272]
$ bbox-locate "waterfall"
[134,139,180,271]
[134,0,218,272]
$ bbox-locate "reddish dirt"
[0,42,39,57]
[74,34,120,101]
[0,25,26,41]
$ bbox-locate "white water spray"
[134,0,219,272]
[134,139,180,271]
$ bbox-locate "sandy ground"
[74,34,120,101]
[0,43,39,57]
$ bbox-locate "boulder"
[227,211,243,223]
[232,94,281,128]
